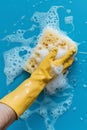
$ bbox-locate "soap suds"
[66,9,71,14]
[83,84,87,88]
[31,6,64,29]
[73,107,77,111]
[2,5,76,130]
[64,16,74,33]
[3,6,75,83]
[64,16,73,24]
[2,29,37,46]
[20,73,73,130]
[46,74,66,95]
[4,46,33,84]
[80,117,84,121]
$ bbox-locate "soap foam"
[66,9,71,14]
[2,5,75,130]
[64,16,73,24]
[3,6,75,83]
[20,73,73,130]
[4,46,33,84]
[31,6,63,29]
[24,26,77,74]
[46,74,67,95]
[2,29,37,46]
[64,16,74,33]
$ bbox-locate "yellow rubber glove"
[0,47,76,118]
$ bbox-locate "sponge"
[24,27,77,73]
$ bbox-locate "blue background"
[0,0,87,130]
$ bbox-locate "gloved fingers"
[46,47,58,61]
[63,57,74,74]
[53,48,76,66]
[50,57,74,76]
[38,48,58,68]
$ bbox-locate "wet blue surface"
[0,0,87,130]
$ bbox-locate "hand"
[0,47,76,118]
[32,47,76,82]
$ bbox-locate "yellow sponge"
[24,27,77,73]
